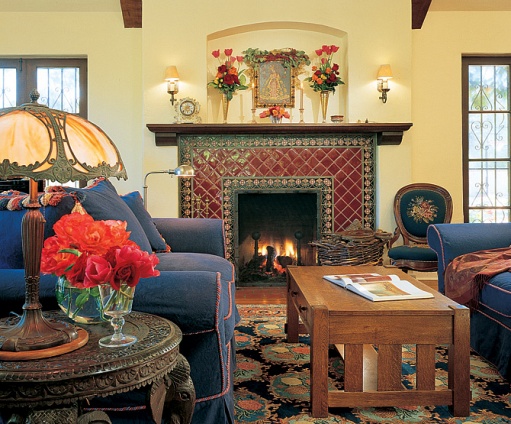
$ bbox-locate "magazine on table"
[323,273,434,302]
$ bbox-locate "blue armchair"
[427,223,511,381]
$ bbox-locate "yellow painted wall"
[0,9,143,194]
[1,0,414,234]
[412,10,511,223]
[143,0,413,228]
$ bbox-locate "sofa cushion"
[120,191,170,253]
[481,272,511,321]
[64,179,152,253]
[156,252,235,283]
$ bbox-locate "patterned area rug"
[234,305,511,423]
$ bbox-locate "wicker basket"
[310,224,392,266]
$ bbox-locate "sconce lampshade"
[377,64,393,80]
[0,90,127,357]
[164,66,180,81]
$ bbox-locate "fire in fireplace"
[236,192,318,286]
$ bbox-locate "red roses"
[41,212,160,290]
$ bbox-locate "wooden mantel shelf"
[146,123,413,146]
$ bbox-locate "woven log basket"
[310,221,392,266]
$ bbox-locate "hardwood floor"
[236,286,287,304]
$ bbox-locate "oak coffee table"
[286,265,471,418]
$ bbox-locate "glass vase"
[320,91,330,123]
[270,116,282,124]
[222,92,230,124]
[55,277,104,324]
[98,283,137,348]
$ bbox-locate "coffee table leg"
[310,305,329,418]
[449,305,471,417]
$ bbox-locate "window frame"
[462,55,511,223]
[0,57,87,117]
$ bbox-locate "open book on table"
[323,273,434,302]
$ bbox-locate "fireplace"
[235,187,323,286]
[147,123,412,284]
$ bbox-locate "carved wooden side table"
[0,311,195,424]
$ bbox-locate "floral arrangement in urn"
[259,106,290,123]
[208,48,248,101]
[306,45,344,93]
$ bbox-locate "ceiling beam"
[120,0,142,28]
[412,0,432,29]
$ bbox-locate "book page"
[323,273,434,301]
[358,281,409,297]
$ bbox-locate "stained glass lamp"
[0,90,127,357]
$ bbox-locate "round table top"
[0,311,182,408]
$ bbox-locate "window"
[0,58,87,116]
[0,58,87,188]
[462,56,511,223]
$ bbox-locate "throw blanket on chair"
[444,247,511,306]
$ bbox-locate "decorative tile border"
[178,133,376,264]
[221,176,334,262]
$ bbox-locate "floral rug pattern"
[234,305,511,423]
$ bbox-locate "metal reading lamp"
[143,165,194,208]
[0,90,127,358]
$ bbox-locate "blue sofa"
[427,223,511,381]
[0,178,238,424]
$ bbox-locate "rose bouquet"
[41,211,160,322]
[259,106,290,122]
[306,45,344,93]
[208,48,248,101]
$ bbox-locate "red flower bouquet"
[306,45,344,93]
[208,48,248,101]
[41,212,160,290]
[259,106,290,122]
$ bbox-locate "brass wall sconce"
[164,66,180,105]
[377,64,393,103]
[143,164,194,208]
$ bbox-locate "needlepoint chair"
[387,183,453,272]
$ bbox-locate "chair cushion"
[120,191,170,252]
[388,245,438,261]
[399,189,449,238]
[63,179,152,253]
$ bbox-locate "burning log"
[265,246,276,272]
[277,256,293,269]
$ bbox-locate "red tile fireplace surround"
[147,123,412,266]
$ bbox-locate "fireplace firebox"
[236,191,318,286]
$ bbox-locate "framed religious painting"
[245,48,310,109]
[254,60,295,108]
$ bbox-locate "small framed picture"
[254,60,295,108]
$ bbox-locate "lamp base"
[0,327,88,361]
[0,309,80,356]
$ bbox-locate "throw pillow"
[0,188,75,269]
[63,178,152,253]
[121,191,170,252]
